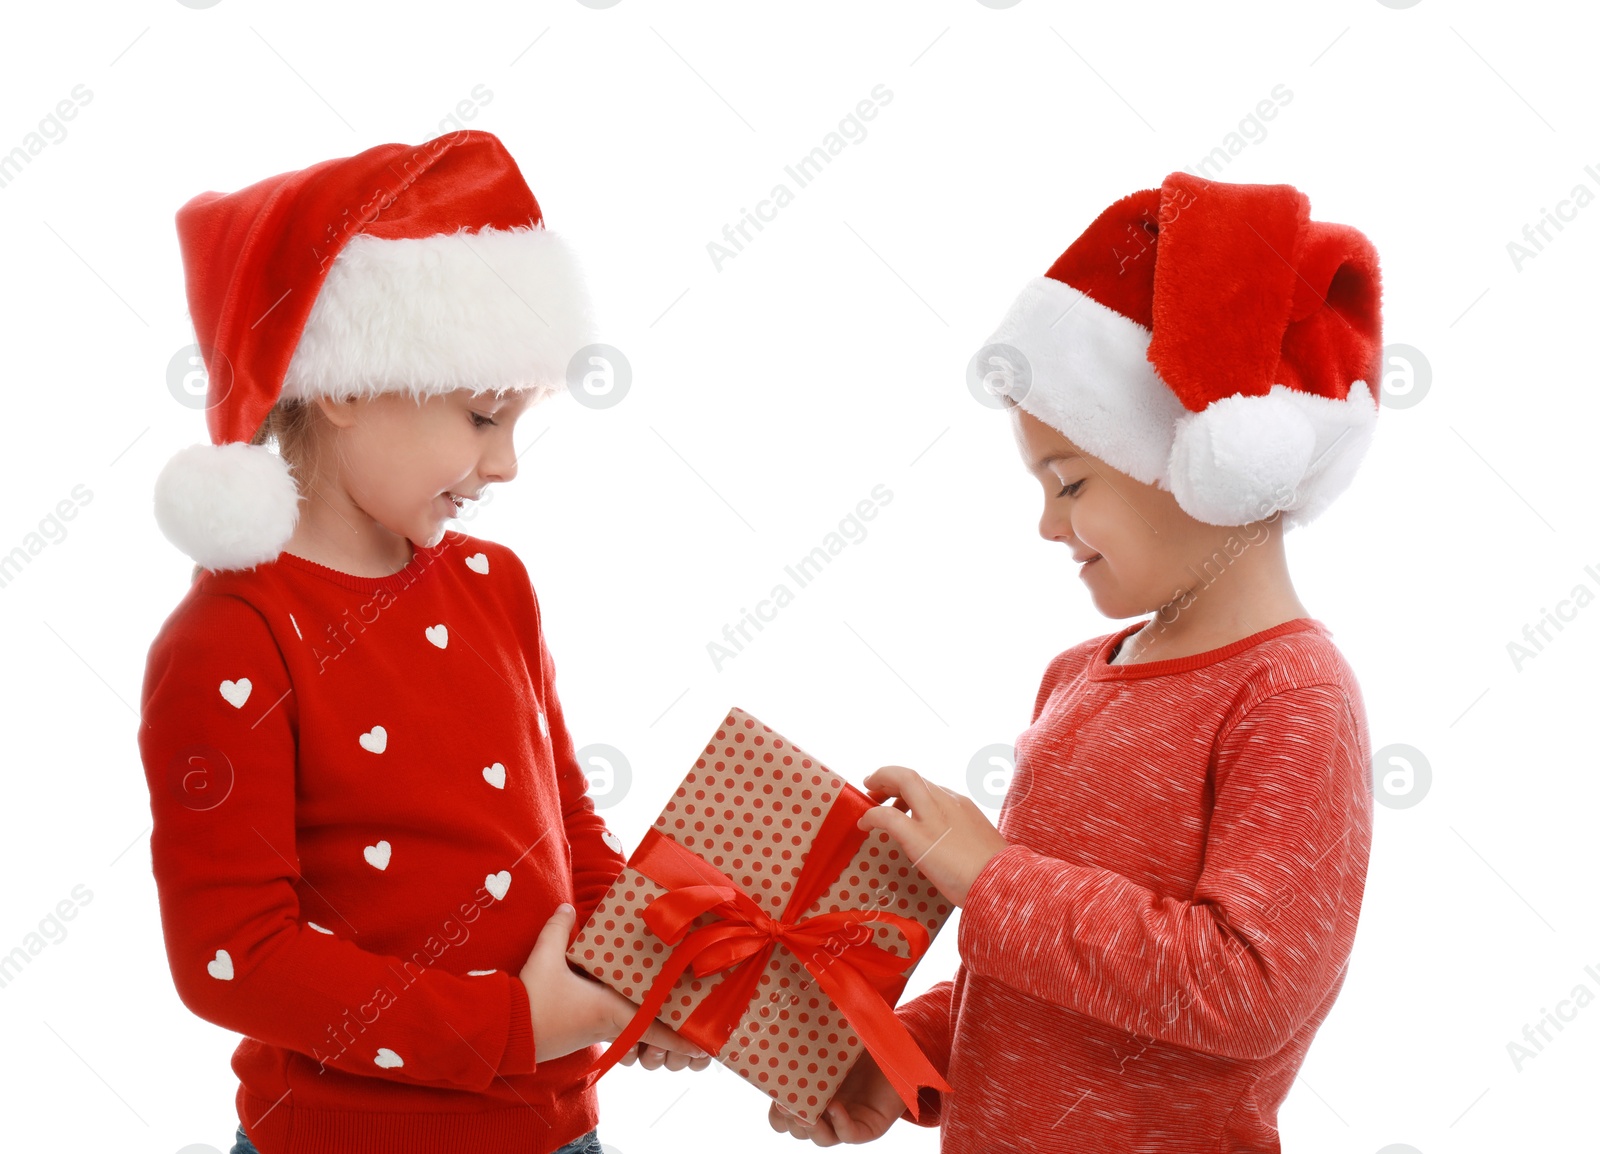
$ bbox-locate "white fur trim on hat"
[153,441,301,572]
[1169,379,1377,530]
[983,277,1184,488]
[282,224,597,402]
[985,276,1378,529]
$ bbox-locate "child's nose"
[481,441,518,485]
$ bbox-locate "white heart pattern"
[536,709,549,738]
[219,678,252,709]
[364,840,392,870]
[374,1048,404,1069]
[306,921,332,935]
[602,829,624,855]
[425,624,448,649]
[465,552,490,574]
[467,968,498,976]
[359,726,387,754]
[485,870,511,900]
[207,949,234,980]
[482,762,506,789]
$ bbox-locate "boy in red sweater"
[769,172,1383,1151]
[139,132,705,1154]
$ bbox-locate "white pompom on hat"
[157,130,597,572]
[153,442,302,573]
[981,171,1384,529]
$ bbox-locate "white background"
[1,1,1596,1150]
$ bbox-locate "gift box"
[567,707,954,1125]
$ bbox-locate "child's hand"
[766,1049,904,1145]
[616,1039,713,1072]
[519,903,711,1070]
[856,765,1010,907]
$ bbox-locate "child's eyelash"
[1057,480,1085,498]
[471,412,498,428]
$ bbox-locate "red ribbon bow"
[573,782,951,1120]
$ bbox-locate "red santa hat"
[154,129,596,572]
[980,171,1383,528]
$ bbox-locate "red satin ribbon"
[572,781,952,1120]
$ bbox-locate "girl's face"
[319,387,538,550]
[1008,405,1220,620]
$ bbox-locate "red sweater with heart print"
[893,617,1374,1153]
[136,531,626,1154]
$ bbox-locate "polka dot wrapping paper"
[566,706,954,1125]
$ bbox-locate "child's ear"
[313,394,357,429]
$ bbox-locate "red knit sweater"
[136,532,626,1154]
[895,617,1373,1152]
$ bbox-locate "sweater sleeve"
[892,979,955,1127]
[138,590,539,1090]
[956,683,1372,1062]
[525,583,627,930]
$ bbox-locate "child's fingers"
[864,765,939,816]
[769,1101,840,1145]
[766,1100,811,1137]
[856,801,914,842]
[532,902,576,960]
[825,1102,866,1142]
[865,787,912,816]
[864,781,905,802]
[638,1019,707,1059]
[807,1107,845,1146]
[665,1048,703,1071]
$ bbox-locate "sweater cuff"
[893,999,950,1128]
[958,843,1057,974]
[497,972,537,1076]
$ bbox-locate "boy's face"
[1008,405,1226,620]
[318,386,539,549]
